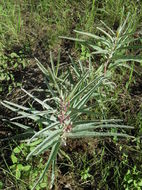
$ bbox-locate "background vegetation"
[0,0,142,189]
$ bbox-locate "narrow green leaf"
[55,50,61,77]
[69,56,81,77]
[35,58,49,76]
[22,88,53,110]
[70,75,103,105]
[34,137,60,156]
[12,111,41,121]
[74,119,123,125]
[31,141,60,190]
[72,124,134,132]
[79,60,85,74]
[28,122,60,143]
[75,76,105,108]
[67,71,88,100]
[50,159,55,189]
[100,20,115,35]
[1,101,19,112]
[74,30,110,47]
[67,131,133,138]
[47,66,61,94]
[1,102,43,123]
[59,36,85,43]
[2,100,29,111]
[91,50,108,55]
[45,78,56,97]
[74,30,105,41]
[26,129,62,160]
[11,121,33,130]
[89,44,107,52]
[97,27,113,42]
[114,56,142,63]
[50,51,56,77]
[117,13,130,36]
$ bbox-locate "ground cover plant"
[0,0,142,190]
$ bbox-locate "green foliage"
[99,0,141,28]
[10,143,31,180]
[0,52,27,92]
[0,1,23,49]
[80,45,90,60]
[0,181,3,189]
[9,143,49,190]
[79,154,93,181]
[123,165,142,190]
[0,1,141,190]
[1,54,134,189]
[61,14,142,74]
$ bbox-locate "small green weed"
[123,165,142,190]
[0,181,3,189]
[0,52,27,93]
[9,143,49,190]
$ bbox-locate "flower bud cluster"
[58,98,72,133]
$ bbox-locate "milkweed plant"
[61,13,142,74]
[1,51,134,189]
